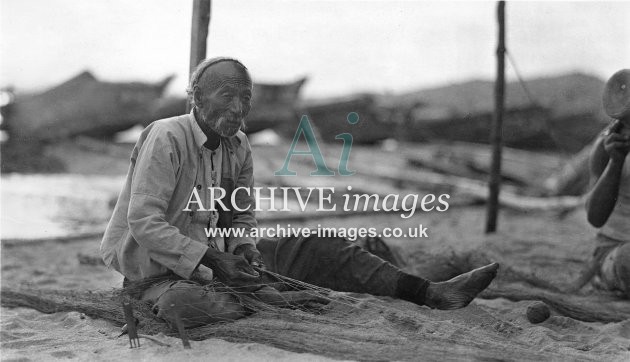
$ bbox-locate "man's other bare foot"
[425,262,499,310]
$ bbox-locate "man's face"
[196,62,253,137]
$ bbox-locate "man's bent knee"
[148,280,247,328]
[613,243,630,296]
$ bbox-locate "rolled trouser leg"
[259,235,499,308]
[142,280,247,329]
[264,235,418,298]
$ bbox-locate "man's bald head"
[187,57,252,105]
[188,57,254,138]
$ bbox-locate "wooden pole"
[485,1,506,233]
[187,0,212,113]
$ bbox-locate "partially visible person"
[584,69,630,297]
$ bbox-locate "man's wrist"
[200,247,223,268]
[609,156,627,168]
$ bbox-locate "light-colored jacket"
[100,112,257,281]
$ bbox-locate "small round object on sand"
[526,302,550,324]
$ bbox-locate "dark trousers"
[141,236,411,328]
[257,235,401,296]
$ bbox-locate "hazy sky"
[1,1,628,98]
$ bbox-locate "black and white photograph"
[1,1,629,360]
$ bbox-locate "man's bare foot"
[425,262,499,310]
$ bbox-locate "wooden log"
[403,141,565,192]
[189,0,211,76]
[486,0,507,233]
[406,154,489,183]
[348,149,584,212]
[187,0,212,113]
[406,142,563,179]
[253,144,580,213]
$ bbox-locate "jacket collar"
[188,109,242,151]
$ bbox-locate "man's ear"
[192,86,203,108]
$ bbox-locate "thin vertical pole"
[187,0,212,113]
[485,1,506,233]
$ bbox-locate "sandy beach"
[2,143,630,361]
[3,206,630,361]
[2,1,628,359]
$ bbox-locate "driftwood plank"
[351,153,584,212]
[254,144,583,212]
[401,142,565,188]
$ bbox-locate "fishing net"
[0,277,458,360]
[5,239,630,360]
[4,264,630,360]
[1,268,385,336]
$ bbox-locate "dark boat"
[299,93,394,144]
[2,71,173,141]
[151,77,308,135]
[384,73,609,152]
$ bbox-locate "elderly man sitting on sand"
[101,57,499,328]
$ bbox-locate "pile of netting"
[2,270,434,359]
[4,248,630,360]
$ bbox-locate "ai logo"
[274,113,359,176]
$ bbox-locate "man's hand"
[233,244,265,269]
[586,119,629,227]
[603,120,630,162]
[200,248,259,286]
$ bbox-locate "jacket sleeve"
[127,125,208,279]
[228,137,258,253]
